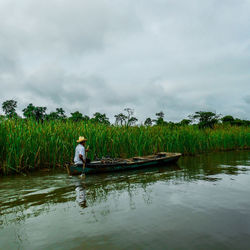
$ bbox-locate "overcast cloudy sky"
[0,0,249,122]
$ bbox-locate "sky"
[0,0,250,122]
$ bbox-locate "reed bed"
[0,119,249,174]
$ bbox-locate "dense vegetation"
[1,99,250,127]
[0,100,249,175]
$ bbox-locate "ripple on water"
[0,151,250,250]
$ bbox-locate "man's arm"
[79,154,86,164]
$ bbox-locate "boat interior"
[90,152,180,165]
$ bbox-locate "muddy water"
[0,151,250,250]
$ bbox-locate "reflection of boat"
[68,152,181,175]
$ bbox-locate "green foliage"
[0,100,249,175]
[144,118,153,126]
[69,111,84,122]
[114,113,127,125]
[221,115,234,124]
[23,103,47,121]
[0,120,249,175]
[46,112,60,120]
[2,100,18,118]
[56,108,66,119]
[91,112,110,125]
[232,119,250,126]
[124,108,138,126]
[179,119,192,126]
[82,115,90,121]
[128,116,138,126]
[155,111,167,125]
[23,104,36,118]
[46,108,67,121]
[114,108,138,126]
[155,111,164,119]
[190,111,220,128]
[220,115,249,127]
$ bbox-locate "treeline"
[1,99,250,128]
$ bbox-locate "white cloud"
[0,0,249,121]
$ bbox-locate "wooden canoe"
[68,152,181,175]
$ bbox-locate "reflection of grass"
[0,119,249,174]
[1,152,249,226]
[0,168,177,226]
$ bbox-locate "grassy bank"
[0,119,249,175]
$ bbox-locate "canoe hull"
[68,153,181,175]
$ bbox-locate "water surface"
[0,151,250,249]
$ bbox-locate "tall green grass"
[0,119,249,174]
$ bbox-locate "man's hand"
[79,154,85,163]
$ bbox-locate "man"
[74,136,89,166]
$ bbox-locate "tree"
[221,117,250,126]
[35,107,47,121]
[114,113,127,126]
[190,111,220,128]
[128,116,138,126]
[23,104,46,121]
[179,119,192,126]
[155,111,166,125]
[23,103,36,119]
[46,112,60,121]
[69,111,83,122]
[221,115,234,124]
[91,112,110,125]
[124,108,138,126]
[45,108,67,121]
[241,120,250,126]
[2,100,17,118]
[144,117,153,126]
[56,108,66,119]
[156,111,164,119]
[82,115,90,122]
[232,118,248,126]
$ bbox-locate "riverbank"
[0,119,249,175]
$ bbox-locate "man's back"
[74,144,85,165]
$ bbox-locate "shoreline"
[1,148,249,176]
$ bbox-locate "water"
[0,151,250,250]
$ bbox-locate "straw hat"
[77,136,87,143]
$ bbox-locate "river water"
[0,151,250,250]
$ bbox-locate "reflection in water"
[73,176,87,208]
[0,151,249,219]
[1,152,249,218]
[0,151,249,250]
[179,151,250,181]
